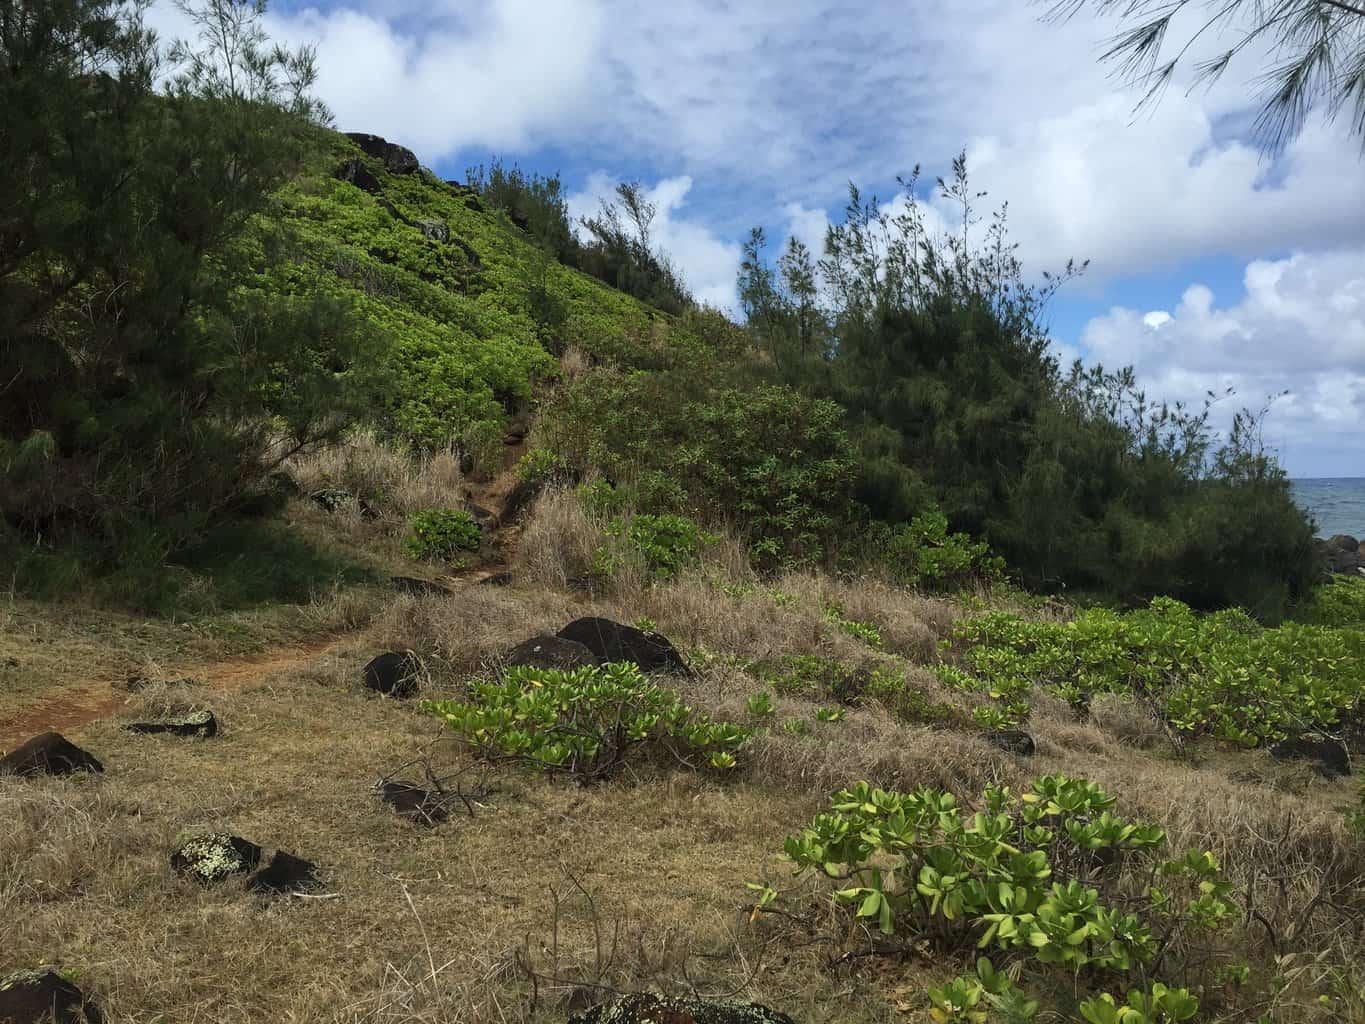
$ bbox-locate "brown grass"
[5,511,1364,1023]
[287,429,466,521]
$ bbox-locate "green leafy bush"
[861,510,1005,591]
[421,663,752,781]
[405,509,481,561]
[599,513,716,581]
[1300,576,1365,628]
[762,775,1225,1023]
[941,596,1365,745]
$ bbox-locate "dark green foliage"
[1,0,380,555]
[739,157,1317,615]
[854,510,1005,591]
[466,159,579,265]
[405,509,481,562]
[578,182,693,315]
[541,369,857,567]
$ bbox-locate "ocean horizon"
[1292,477,1365,539]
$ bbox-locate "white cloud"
[1081,249,1365,475]
[567,174,742,312]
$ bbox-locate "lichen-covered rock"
[417,218,449,242]
[126,710,217,739]
[505,635,602,671]
[0,967,102,1023]
[556,618,689,675]
[247,851,319,894]
[0,733,103,777]
[170,833,262,883]
[363,652,423,698]
[568,993,796,1024]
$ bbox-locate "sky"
[149,0,1365,477]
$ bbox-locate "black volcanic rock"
[0,733,103,777]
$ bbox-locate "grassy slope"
[2,133,1363,1023]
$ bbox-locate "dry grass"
[287,429,466,522]
[5,503,1364,1023]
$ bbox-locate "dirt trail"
[0,430,531,754]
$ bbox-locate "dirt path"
[0,430,531,754]
[0,634,353,752]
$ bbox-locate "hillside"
[3,112,1365,1024]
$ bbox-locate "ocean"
[1292,478,1365,539]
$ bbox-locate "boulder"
[170,833,262,883]
[379,781,451,826]
[390,576,452,597]
[505,635,602,671]
[334,157,381,194]
[568,994,796,1024]
[310,487,354,513]
[343,132,419,175]
[1270,733,1350,777]
[985,729,1036,756]
[1329,534,1359,552]
[363,652,423,698]
[0,967,102,1024]
[417,218,449,243]
[556,618,688,675]
[0,733,103,777]
[247,851,320,894]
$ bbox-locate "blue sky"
[150,0,1365,476]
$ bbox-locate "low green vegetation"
[420,663,752,781]
[404,509,481,562]
[940,594,1365,743]
[758,775,1241,1023]
[596,513,716,581]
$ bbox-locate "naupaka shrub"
[421,663,751,781]
[939,596,1365,744]
[756,775,1225,1023]
[404,508,481,561]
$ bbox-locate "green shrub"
[1300,576,1365,628]
[941,596,1365,745]
[760,776,1224,1023]
[420,663,751,781]
[405,509,481,561]
[600,513,716,581]
[860,510,1005,591]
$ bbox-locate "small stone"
[0,967,102,1024]
[379,781,451,826]
[363,652,423,698]
[568,993,796,1024]
[985,730,1036,756]
[126,710,217,739]
[170,833,262,884]
[247,851,320,894]
[504,635,602,671]
[0,733,103,777]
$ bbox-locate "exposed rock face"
[126,710,217,739]
[334,157,381,194]
[0,967,103,1024]
[0,733,103,777]
[343,132,419,175]
[504,635,602,671]
[556,618,689,675]
[379,781,451,826]
[1320,535,1365,575]
[363,652,424,698]
[417,218,449,242]
[1270,733,1351,777]
[568,993,796,1024]
[986,730,1036,756]
[170,833,262,883]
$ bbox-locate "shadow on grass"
[3,518,380,617]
